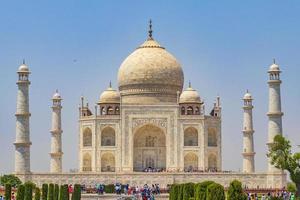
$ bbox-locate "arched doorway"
[101,153,115,172]
[133,124,166,172]
[184,152,198,172]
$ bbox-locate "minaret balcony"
[267,112,284,117]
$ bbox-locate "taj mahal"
[14,22,286,188]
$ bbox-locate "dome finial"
[148,19,153,40]
[188,80,191,88]
[22,59,25,65]
[109,80,112,88]
[273,58,276,64]
[246,89,249,93]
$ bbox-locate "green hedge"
[59,184,69,200]
[206,183,225,200]
[169,184,179,200]
[24,182,33,200]
[71,184,81,200]
[35,187,41,200]
[227,180,247,200]
[48,183,54,200]
[17,184,25,200]
[0,175,22,187]
[104,184,115,193]
[42,184,48,200]
[183,183,195,200]
[5,183,12,200]
[194,181,214,200]
[54,184,59,200]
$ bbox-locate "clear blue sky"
[0,0,299,174]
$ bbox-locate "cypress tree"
[35,187,41,200]
[17,184,25,200]
[71,184,81,200]
[42,184,48,200]
[47,183,54,200]
[194,181,214,200]
[59,185,64,200]
[54,184,59,200]
[227,180,247,200]
[206,183,225,200]
[183,183,195,200]
[5,183,12,200]
[24,182,33,200]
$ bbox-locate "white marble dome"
[52,90,62,99]
[179,84,201,103]
[243,91,252,100]
[117,37,184,104]
[18,63,29,72]
[99,85,120,104]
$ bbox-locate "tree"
[17,184,25,200]
[5,184,12,200]
[24,182,33,200]
[227,180,247,200]
[267,135,300,196]
[59,184,69,200]
[42,184,48,200]
[35,187,41,200]
[54,184,59,200]
[206,183,225,200]
[182,183,195,200]
[194,181,214,200]
[177,184,184,200]
[0,175,22,187]
[287,182,297,193]
[48,183,54,200]
[169,184,179,200]
[71,184,81,200]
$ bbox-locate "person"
[0,195,3,200]
[261,194,266,200]
[11,192,15,200]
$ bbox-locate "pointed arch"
[83,127,92,147]
[208,154,217,171]
[184,127,198,146]
[208,128,217,147]
[101,127,116,146]
[82,153,92,171]
[184,152,198,172]
[101,153,115,172]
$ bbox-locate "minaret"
[242,90,255,173]
[14,60,31,173]
[50,90,63,173]
[267,60,283,173]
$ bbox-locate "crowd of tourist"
[246,191,296,200]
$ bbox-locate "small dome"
[99,85,120,104]
[179,84,201,103]
[243,91,252,100]
[52,90,62,99]
[269,63,280,71]
[18,63,29,72]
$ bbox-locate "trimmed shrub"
[42,184,48,200]
[48,183,54,200]
[24,182,33,200]
[54,184,59,200]
[194,181,215,200]
[206,183,225,200]
[169,184,179,200]
[227,180,247,200]
[287,182,297,193]
[71,184,81,200]
[0,175,22,187]
[183,183,195,200]
[17,184,25,200]
[5,183,12,200]
[104,184,115,193]
[35,187,41,200]
[177,184,184,200]
[59,184,69,200]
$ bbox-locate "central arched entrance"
[133,124,166,172]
